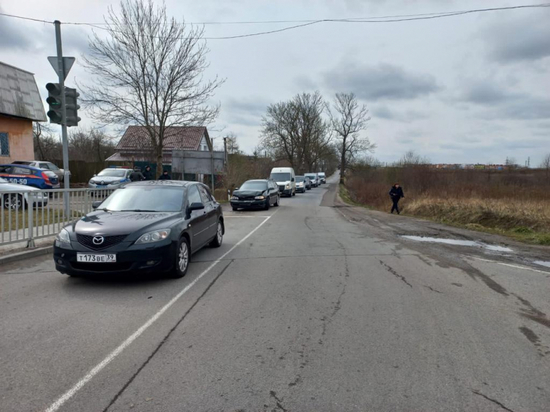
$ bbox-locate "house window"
[0,133,9,156]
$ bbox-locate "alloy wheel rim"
[6,194,21,210]
[178,242,189,272]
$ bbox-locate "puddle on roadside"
[534,261,550,269]
[401,236,514,253]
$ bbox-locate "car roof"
[125,180,194,187]
[244,179,269,182]
[0,164,41,171]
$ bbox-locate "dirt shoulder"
[326,182,550,270]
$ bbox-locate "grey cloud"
[0,8,34,51]
[460,80,550,120]
[484,12,550,63]
[222,97,270,126]
[372,105,428,122]
[324,62,439,101]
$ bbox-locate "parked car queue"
[230,167,327,211]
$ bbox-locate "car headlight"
[285,184,290,189]
[136,229,171,244]
[231,196,239,200]
[255,195,265,200]
[56,228,71,245]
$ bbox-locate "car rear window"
[240,181,268,190]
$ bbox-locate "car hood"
[0,183,41,192]
[72,211,180,236]
[90,176,125,184]
[233,190,264,197]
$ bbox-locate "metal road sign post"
[52,20,71,218]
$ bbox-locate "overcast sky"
[1,0,549,165]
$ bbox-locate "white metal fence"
[0,188,116,248]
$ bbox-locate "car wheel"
[274,195,279,207]
[264,199,270,210]
[169,237,190,278]
[292,190,295,197]
[3,193,23,210]
[210,220,224,248]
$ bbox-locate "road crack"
[102,260,235,412]
[471,389,516,412]
[269,390,288,412]
[379,260,413,288]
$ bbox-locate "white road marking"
[224,215,272,218]
[44,211,277,412]
[471,257,550,275]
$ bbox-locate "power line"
[1,3,549,40]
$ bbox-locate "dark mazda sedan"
[54,181,224,278]
[230,179,280,211]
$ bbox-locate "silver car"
[88,167,133,190]
[12,160,64,183]
[0,178,49,209]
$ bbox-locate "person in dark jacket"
[129,167,145,182]
[389,183,404,214]
[142,165,154,181]
[158,170,171,180]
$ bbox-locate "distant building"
[0,62,46,163]
[107,125,212,164]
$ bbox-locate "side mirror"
[188,202,204,212]
[291,178,295,182]
[92,201,102,209]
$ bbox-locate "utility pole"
[55,20,70,217]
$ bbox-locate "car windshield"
[305,175,316,179]
[240,181,268,191]
[296,176,305,182]
[271,173,291,181]
[98,169,127,177]
[48,164,60,171]
[98,186,184,212]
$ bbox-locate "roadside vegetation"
[344,156,550,245]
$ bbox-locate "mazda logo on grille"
[92,236,104,245]
[101,181,105,185]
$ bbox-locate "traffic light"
[46,83,63,124]
[65,87,81,127]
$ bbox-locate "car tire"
[274,195,279,206]
[169,237,190,278]
[264,199,270,210]
[210,220,224,248]
[292,190,295,197]
[3,193,23,210]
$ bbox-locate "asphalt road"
[1,174,549,412]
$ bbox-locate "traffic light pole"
[54,20,71,217]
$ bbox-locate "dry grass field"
[344,166,550,245]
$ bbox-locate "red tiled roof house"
[106,126,212,164]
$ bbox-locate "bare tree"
[540,153,550,178]
[398,150,429,166]
[33,123,62,161]
[328,93,374,184]
[82,0,222,176]
[225,133,241,155]
[69,128,116,162]
[261,92,332,173]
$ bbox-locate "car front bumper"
[54,240,176,276]
[231,199,268,209]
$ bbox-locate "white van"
[317,172,326,184]
[270,167,296,197]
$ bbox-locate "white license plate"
[77,253,117,263]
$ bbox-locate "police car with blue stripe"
[0,164,60,189]
[88,166,132,189]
